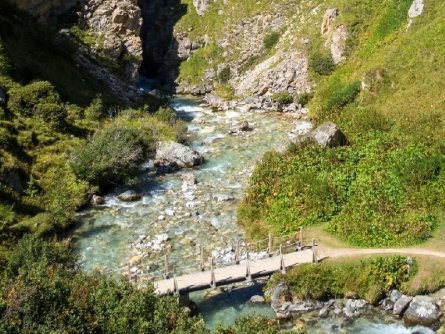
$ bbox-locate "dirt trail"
[318,246,445,260]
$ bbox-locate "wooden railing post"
[279,244,286,274]
[173,265,179,294]
[299,226,304,248]
[164,253,170,279]
[312,238,318,263]
[200,246,205,271]
[246,249,252,281]
[210,257,216,289]
[268,233,273,257]
[235,241,240,264]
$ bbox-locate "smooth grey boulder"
[155,141,204,169]
[390,289,403,303]
[403,296,441,326]
[393,295,413,316]
[118,190,141,202]
[249,295,265,304]
[230,121,251,134]
[308,122,347,148]
[343,299,368,318]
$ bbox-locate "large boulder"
[118,190,141,202]
[269,283,293,312]
[393,295,413,316]
[155,141,204,169]
[307,122,347,148]
[193,0,209,16]
[343,299,368,318]
[403,296,441,326]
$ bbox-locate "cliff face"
[81,0,143,82]
[10,0,78,21]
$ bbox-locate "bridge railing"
[128,228,318,287]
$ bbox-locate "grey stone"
[230,121,251,134]
[308,122,347,148]
[321,8,338,35]
[390,289,403,303]
[381,298,394,311]
[403,295,441,326]
[250,295,265,304]
[91,194,105,206]
[393,295,413,316]
[118,190,141,202]
[270,283,292,311]
[193,0,209,16]
[155,141,204,169]
[212,193,235,202]
[344,299,368,318]
[319,307,330,318]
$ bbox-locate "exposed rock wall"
[81,0,143,82]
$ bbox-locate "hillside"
[163,0,445,247]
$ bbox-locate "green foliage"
[266,256,413,304]
[218,66,231,84]
[0,37,10,75]
[240,135,445,246]
[296,92,313,106]
[84,96,104,121]
[0,236,208,333]
[309,52,335,76]
[271,91,293,105]
[70,126,145,186]
[263,32,280,50]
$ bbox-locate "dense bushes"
[218,66,231,84]
[239,136,445,246]
[309,52,335,75]
[266,256,414,304]
[271,91,293,105]
[0,236,208,333]
[70,126,145,186]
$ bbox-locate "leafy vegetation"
[308,52,335,75]
[239,0,445,247]
[0,236,208,333]
[271,91,293,105]
[263,32,281,50]
[266,256,415,304]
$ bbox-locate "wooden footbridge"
[126,229,320,295]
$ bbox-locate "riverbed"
[73,97,435,333]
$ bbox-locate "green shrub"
[271,91,293,105]
[70,126,145,187]
[263,32,280,50]
[297,92,313,106]
[1,236,208,333]
[215,315,277,334]
[84,96,104,121]
[309,52,335,75]
[266,256,413,304]
[218,66,231,84]
[0,203,15,232]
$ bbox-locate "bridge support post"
[312,238,318,263]
[268,233,273,257]
[200,246,205,271]
[164,254,170,279]
[210,257,216,289]
[279,244,286,274]
[235,241,240,264]
[246,250,252,281]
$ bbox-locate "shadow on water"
[191,284,276,330]
[138,0,188,92]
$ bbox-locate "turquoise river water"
[73,97,435,333]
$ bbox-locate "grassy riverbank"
[238,0,445,247]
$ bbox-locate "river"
[73,97,434,333]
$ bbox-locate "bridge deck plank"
[154,249,314,295]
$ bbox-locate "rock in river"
[403,295,441,326]
[118,190,141,202]
[155,141,204,169]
